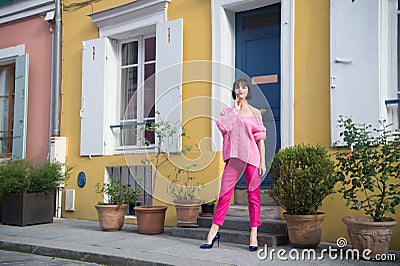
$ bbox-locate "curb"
[0,241,172,266]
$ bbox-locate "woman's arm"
[216,107,238,135]
[257,139,266,176]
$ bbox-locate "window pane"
[144,119,155,145]
[145,37,156,62]
[144,63,155,118]
[0,69,10,96]
[121,67,138,120]
[121,41,138,66]
[0,69,9,132]
[0,97,9,131]
[121,126,137,146]
[242,11,280,30]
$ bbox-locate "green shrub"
[269,143,337,215]
[0,160,70,194]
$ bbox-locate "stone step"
[227,204,280,220]
[197,216,288,235]
[171,226,288,247]
[234,188,278,206]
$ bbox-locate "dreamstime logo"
[257,237,379,261]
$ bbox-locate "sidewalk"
[0,218,399,265]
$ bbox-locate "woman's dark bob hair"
[232,79,252,100]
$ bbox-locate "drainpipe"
[51,0,63,219]
[51,0,62,137]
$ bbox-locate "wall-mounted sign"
[252,74,278,85]
[77,171,86,188]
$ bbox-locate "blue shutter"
[12,54,29,160]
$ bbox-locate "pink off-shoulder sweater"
[216,107,266,167]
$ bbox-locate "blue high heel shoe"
[249,245,258,252]
[200,232,220,249]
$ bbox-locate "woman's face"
[235,84,249,99]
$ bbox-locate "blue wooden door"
[235,4,281,188]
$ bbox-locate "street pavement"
[0,218,399,265]
[0,249,98,265]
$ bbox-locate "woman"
[200,79,266,252]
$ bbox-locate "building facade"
[0,0,56,162]
[58,0,399,249]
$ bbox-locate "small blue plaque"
[77,171,86,188]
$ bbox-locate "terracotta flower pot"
[173,199,201,227]
[283,212,326,248]
[342,216,397,258]
[95,204,127,231]
[134,206,167,234]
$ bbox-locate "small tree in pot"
[95,176,138,231]
[269,143,337,248]
[167,164,203,227]
[334,117,400,257]
[134,112,192,234]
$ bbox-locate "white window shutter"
[103,39,118,155]
[155,19,183,153]
[12,54,29,160]
[330,0,380,144]
[80,37,117,156]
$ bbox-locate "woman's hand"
[257,139,266,177]
[234,96,241,111]
[259,163,266,177]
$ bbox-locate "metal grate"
[106,165,152,216]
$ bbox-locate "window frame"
[116,33,157,152]
[0,63,15,159]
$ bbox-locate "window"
[106,165,151,215]
[80,20,183,156]
[81,0,183,156]
[0,64,14,158]
[119,36,156,148]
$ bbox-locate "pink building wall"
[0,16,53,162]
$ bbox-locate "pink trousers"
[212,159,261,227]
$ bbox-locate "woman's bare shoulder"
[250,106,262,116]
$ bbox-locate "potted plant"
[95,176,138,231]
[134,112,186,234]
[167,165,203,227]
[269,143,337,248]
[0,160,70,226]
[334,116,400,257]
[200,197,217,217]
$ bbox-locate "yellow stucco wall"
[60,0,399,250]
[294,0,399,250]
[60,0,219,227]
